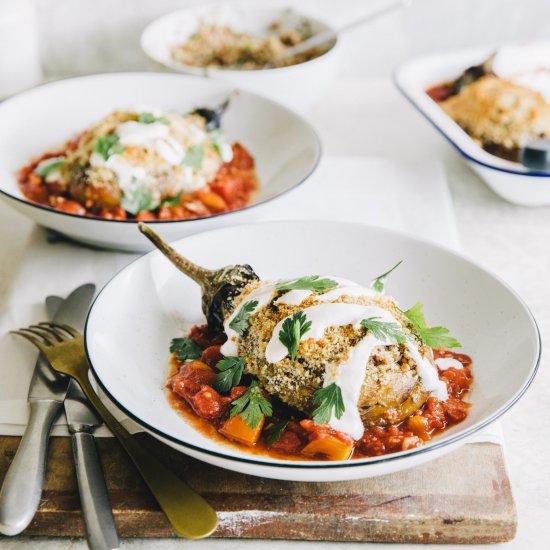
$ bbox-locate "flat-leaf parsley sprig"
[360,317,407,344]
[371,260,403,293]
[169,337,202,362]
[265,420,289,448]
[214,356,247,393]
[312,383,345,425]
[404,303,461,349]
[276,276,338,292]
[279,311,312,360]
[229,300,258,336]
[230,380,273,429]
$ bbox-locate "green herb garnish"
[360,317,407,344]
[121,178,157,215]
[404,303,461,349]
[209,129,227,158]
[279,311,312,360]
[266,420,289,448]
[214,356,247,393]
[228,300,258,336]
[230,380,273,429]
[182,144,205,169]
[35,158,65,178]
[161,193,182,208]
[138,112,170,125]
[312,383,345,425]
[371,260,403,293]
[169,337,203,362]
[92,134,125,161]
[276,276,338,292]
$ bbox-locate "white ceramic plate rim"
[84,220,541,470]
[0,72,321,225]
[140,4,339,76]
[393,44,550,179]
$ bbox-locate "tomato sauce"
[166,325,473,462]
[18,142,257,220]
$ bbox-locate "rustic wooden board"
[0,435,516,544]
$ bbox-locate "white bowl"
[0,73,320,252]
[85,221,540,482]
[394,46,550,206]
[141,4,340,111]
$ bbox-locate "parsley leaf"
[276,276,338,292]
[92,134,125,161]
[312,383,345,425]
[161,193,182,208]
[209,129,225,157]
[229,300,258,336]
[169,337,203,362]
[35,158,65,178]
[214,356,246,393]
[230,380,272,429]
[360,317,407,344]
[121,178,158,215]
[371,260,403,293]
[279,311,312,360]
[138,112,170,125]
[404,303,461,349]
[266,420,289,448]
[182,144,205,169]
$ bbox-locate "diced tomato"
[98,206,127,220]
[230,386,248,400]
[169,361,217,400]
[443,398,469,422]
[188,325,225,348]
[49,196,86,216]
[201,345,224,369]
[271,430,303,454]
[188,385,231,420]
[440,367,472,398]
[136,211,156,221]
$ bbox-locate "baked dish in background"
[427,42,550,162]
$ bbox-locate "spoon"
[269,0,413,67]
[521,139,550,171]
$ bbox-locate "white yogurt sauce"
[220,275,449,439]
[492,42,550,103]
[435,357,463,371]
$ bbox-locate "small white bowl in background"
[394,46,550,207]
[86,220,540,482]
[141,4,340,111]
[0,73,320,252]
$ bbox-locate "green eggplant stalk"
[138,223,259,332]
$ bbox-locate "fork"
[11,322,218,540]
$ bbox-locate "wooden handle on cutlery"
[73,368,217,539]
[71,431,119,550]
[0,400,62,535]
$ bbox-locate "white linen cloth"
[0,156,501,441]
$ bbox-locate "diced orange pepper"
[187,360,213,372]
[301,433,353,461]
[406,415,431,440]
[219,414,264,446]
[198,191,227,212]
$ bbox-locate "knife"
[0,284,95,536]
[65,380,119,550]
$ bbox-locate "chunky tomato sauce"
[18,142,257,220]
[167,325,473,461]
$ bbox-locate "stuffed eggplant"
[139,224,472,459]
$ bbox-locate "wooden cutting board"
[0,435,516,544]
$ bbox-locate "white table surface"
[1,77,548,549]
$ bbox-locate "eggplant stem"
[138,223,214,288]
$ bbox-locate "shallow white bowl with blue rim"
[85,220,540,482]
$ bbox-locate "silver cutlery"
[0,284,95,535]
[65,379,119,550]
